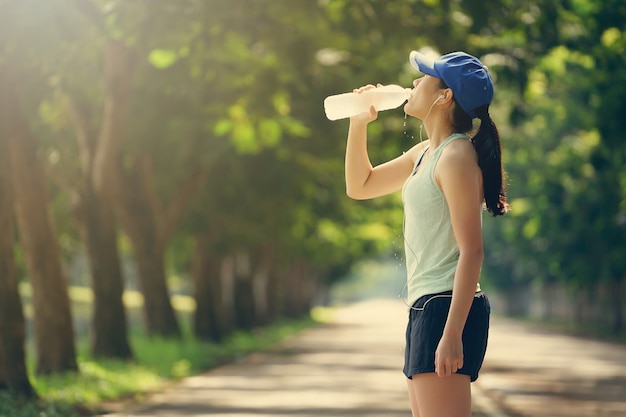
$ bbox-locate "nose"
[412,78,422,88]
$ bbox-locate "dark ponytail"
[439,79,508,216]
[470,106,508,216]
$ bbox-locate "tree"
[6,0,136,359]
[57,0,182,340]
[466,0,626,333]
[1,51,78,374]
[0,65,36,397]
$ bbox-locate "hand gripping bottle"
[324,84,411,121]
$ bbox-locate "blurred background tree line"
[0,0,624,398]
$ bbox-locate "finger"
[437,362,448,377]
[353,84,376,94]
[435,355,443,377]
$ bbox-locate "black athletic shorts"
[403,290,490,382]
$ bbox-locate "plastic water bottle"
[324,84,411,121]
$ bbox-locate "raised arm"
[345,91,427,200]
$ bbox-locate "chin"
[404,107,419,119]
[403,104,416,118]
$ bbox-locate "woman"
[344,51,508,417]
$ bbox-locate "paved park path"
[100,298,626,417]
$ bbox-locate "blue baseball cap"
[409,50,494,119]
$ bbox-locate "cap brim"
[409,50,438,77]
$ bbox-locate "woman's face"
[404,75,444,119]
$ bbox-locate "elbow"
[345,173,372,200]
[474,246,485,263]
[345,161,375,200]
[345,186,358,199]
[346,190,361,200]
[460,246,484,263]
[346,186,368,200]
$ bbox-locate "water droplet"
[403,113,413,141]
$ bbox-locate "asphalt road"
[99,298,626,417]
[478,315,626,417]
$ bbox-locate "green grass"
[0,391,83,417]
[4,314,317,417]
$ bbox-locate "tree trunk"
[611,278,624,334]
[301,264,317,314]
[220,256,236,335]
[77,187,132,358]
[113,147,208,338]
[295,260,315,317]
[251,267,270,326]
[283,259,315,318]
[135,242,180,337]
[0,79,36,396]
[234,252,255,330]
[6,73,77,375]
[284,260,304,318]
[250,247,274,326]
[268,261,289,320]
[62,43,135,359]
[0,218,36,397]
[115,160,180,338]
[192,235,222,341]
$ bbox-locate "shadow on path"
[478,317,626,417]
[100,299,498,417]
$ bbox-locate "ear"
[440,88,454,103]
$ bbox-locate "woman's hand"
[434,333,464,377]
[349,84,380,125]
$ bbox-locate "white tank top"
[402,133,481,305]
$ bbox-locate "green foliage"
[472,0,626,333]
[148,49,180,69]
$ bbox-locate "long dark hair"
[440,80,509,216]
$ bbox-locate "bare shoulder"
[435,137,482,199]
[438,137,478,169]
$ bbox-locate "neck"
[423,117,455,149]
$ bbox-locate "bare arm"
[345,94,427,200]
[433,139,484,377]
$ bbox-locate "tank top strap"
[432,133,469,157]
